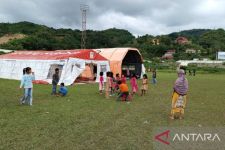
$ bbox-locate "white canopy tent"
[0,50,110,85]
[176,59,224,66]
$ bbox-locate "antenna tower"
[80,4,89,49]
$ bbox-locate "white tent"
[0,49,14,53]
[0,50,110,85]
[176,59,224,66]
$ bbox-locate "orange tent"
[94,48,145,77]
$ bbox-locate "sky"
[0,0,225,36]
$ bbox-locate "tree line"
[1,21,225,60]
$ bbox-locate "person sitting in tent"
[52,68,60,95]
[170,69,189,120]
[117,80,130,101]
[58,83,68,96]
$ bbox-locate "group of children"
[20,67,68,106]
[20,66,155,105]
[19,66,190,120]
[99,71,149,101]
[51,68,68,97]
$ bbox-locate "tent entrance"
[76,63,97,82]
[47,64,64,79]
[122,50,142,77]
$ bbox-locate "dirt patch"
[0,33,26,44]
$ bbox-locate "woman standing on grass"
[20,67,35,106]
[170,69,189,120]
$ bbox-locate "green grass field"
[0,72,225,150]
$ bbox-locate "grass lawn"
[0,72,225,150]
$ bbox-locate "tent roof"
[94,48,142,62]
[0,49,108,61]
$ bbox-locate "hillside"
[0,21,225,60]
[0,22,135,50]
[0,33,26,44]
[168,29,211,39]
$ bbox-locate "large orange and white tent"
[0,49,110,85]
[94,48,145,77]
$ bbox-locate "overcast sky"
[0,0,225,36]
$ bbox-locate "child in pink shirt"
[99,72,104,94]
[121,74,126,84]
[130,74,138,95]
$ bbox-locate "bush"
[0,51,5,55]
[222,62,225,66]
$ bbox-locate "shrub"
[222,62,225,66]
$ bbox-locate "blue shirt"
[20,74,35,88]
[59,86,68,96]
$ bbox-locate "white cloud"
[0,0,225,35]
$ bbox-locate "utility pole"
[80,4,89,49]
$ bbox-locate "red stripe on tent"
[0,49,107,61]
[33,80,49,85]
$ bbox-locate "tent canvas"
[94,48,145,77]
[0,50,110,85]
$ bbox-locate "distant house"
[152,39,160,45]
[162,50,176,59]
[185,48,201,54]
[176,37,189,44]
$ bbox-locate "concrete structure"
[176,37,189,44]
[162,50,176,59]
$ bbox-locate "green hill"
[0,21,224,60]
[0,21,134,50]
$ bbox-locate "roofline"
[0,49,109,61]
[94,47,143,62]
